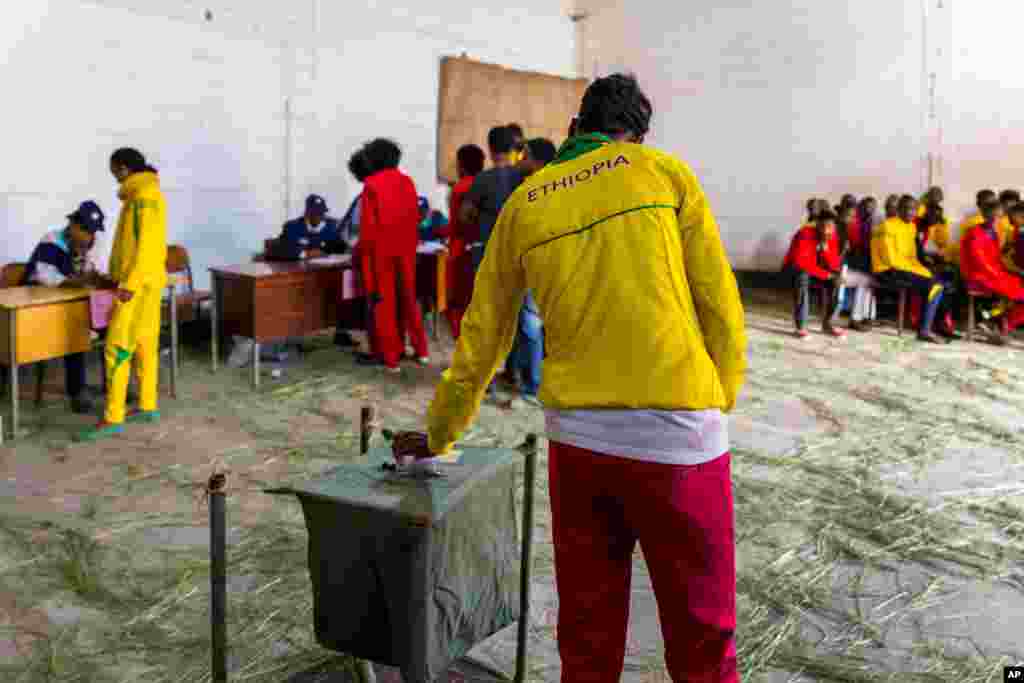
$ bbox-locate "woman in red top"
[356,138,430,371]
[440,145,485,339]
[782,209,845,338]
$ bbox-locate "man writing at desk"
[270,194,345,260]
[23,200,107,414]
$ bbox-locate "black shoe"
[71,396,94,415]
[334,332,358,348]
[354,352,382,366]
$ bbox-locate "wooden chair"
[872,286,908,336]
[166,245,211,324]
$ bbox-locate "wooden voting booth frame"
[436,56,588,185]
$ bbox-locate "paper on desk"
[436,449,461,463]
[342,268,360,300]
[90,290,115,330]
[308,255,349,266]
[416,241,447,255]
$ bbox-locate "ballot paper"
[90,290,115,330]
[308,254,349,266]
[416,241,447,255]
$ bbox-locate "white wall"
[0,0,576,287]
[579,0,951,271]
[942,1,1024,227]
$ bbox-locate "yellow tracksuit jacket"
[105,171,168,422]
[426,142,747,453]
[871,217,932,278]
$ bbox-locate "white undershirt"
[545,408,728,465]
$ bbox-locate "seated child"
[961,197,1024,344]
[872,195,947,343]
[783,209,845,338]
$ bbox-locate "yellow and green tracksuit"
[426,137,747,454]
[105,171,168,424]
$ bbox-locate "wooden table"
[210,256,351,387]
[1,287,94,438]
[0,279,186,439]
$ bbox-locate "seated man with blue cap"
[23,200,108,414]
[271,194,346,259]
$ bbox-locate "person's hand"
[391,431,434,461]
[306,248,325,259]
[115,289,134,303]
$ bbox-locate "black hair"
[839,194,857,208]
[980,194,1001,211]
[486,126,517,155]
[576,73,652,139]
[110,147,157,174]
[816,209,837,223]
[348,148,371,182]
[999,189,1021,205]
[362,138,401,173]
[506,123,525,139]
[526,138,557,165]
[898,194,917,208]
[1009,201,1024,216]
[977,189,997,206]
[456,144,485,176]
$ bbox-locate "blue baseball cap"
[68,201,105,233]
[305,194,329,214]
[418,196,429,213]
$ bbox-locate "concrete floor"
[1,293,1023,682]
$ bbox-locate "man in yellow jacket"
[407,75,746,682]
[872,195,946,343]
[78,148,168,441]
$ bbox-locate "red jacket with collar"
[961,222,1024,301]
[783,225,841,280]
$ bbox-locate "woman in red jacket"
[440,144,485,340]
[356,138,430,371]
[783,209,845,338]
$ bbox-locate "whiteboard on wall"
[436,56,587,184]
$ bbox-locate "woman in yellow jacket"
[78,148,168,441]
[397,75,746,682]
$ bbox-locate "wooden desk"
[210,256,351,387]
[0,281,186,439]
[1,287,92,438]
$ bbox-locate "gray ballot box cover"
[279,446,522,683]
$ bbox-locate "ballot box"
[278,446,528,683]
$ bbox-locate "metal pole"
[208,472,228,683]
[211,275,219,374]
[9,312,18,440]
[251,342,260,389]
[360,405,374,457]
[169,283,178,399]
[515,433,538,683]
[355,405,377,683]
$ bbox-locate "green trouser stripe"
[113,347,133,370]
[133,202,141,241]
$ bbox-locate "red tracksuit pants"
[369,252,428,368]
[549,442,739,683]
